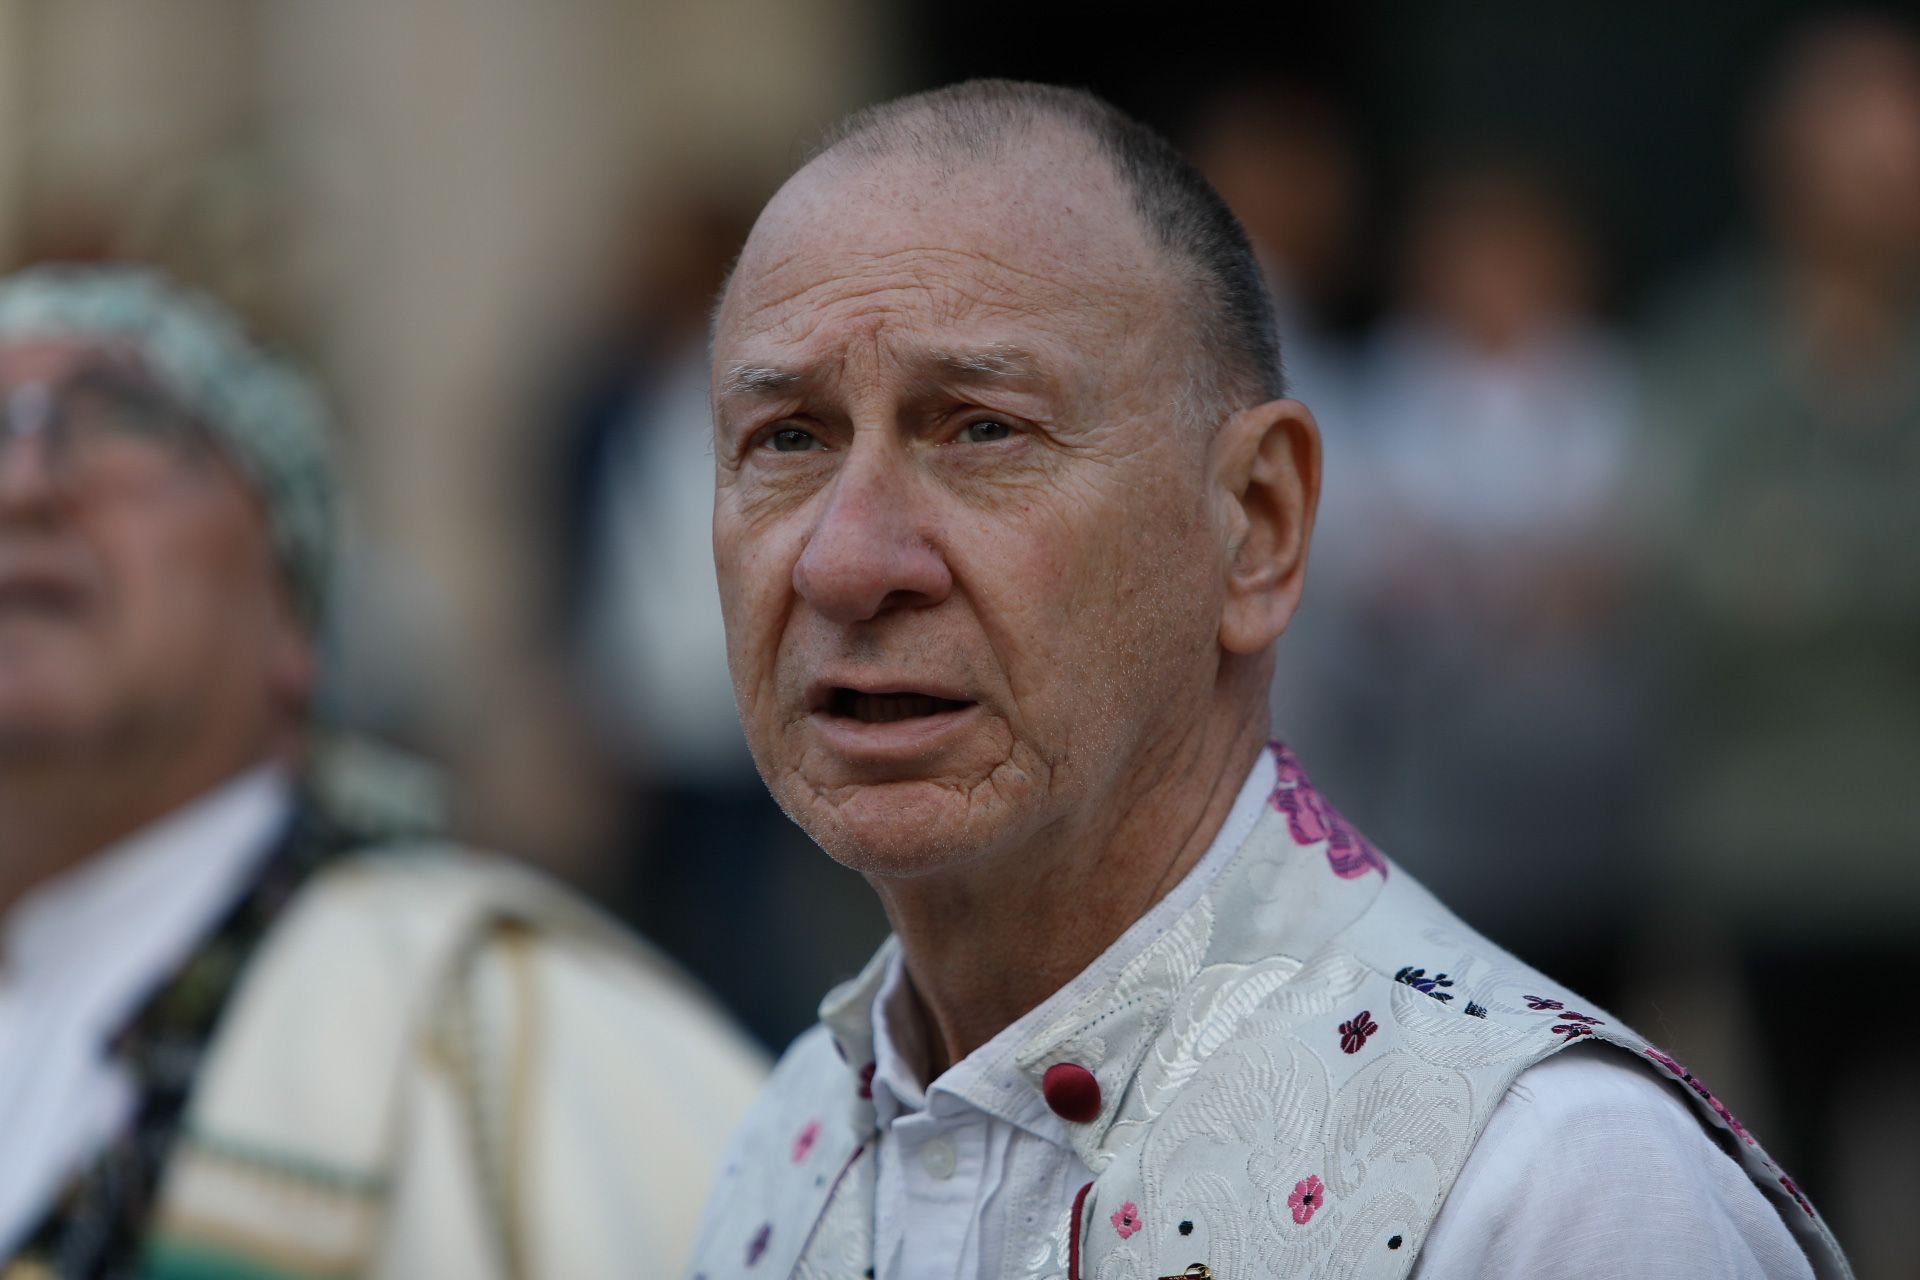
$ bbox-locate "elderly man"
[689,82,1849,1279]
[0,265,763,1279]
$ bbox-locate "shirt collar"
[840,746,1281,1148]
[2,764,295,1036]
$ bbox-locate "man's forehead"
[717,137,1171,356]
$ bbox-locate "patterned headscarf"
[0,263,335,626]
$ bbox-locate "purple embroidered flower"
[1339,1009,1379,1055]
[1288,1174,1327,1225]
[1111,1201,1142,1239]
[1394,966,1455,1002]
[1556,1011,1603,1026]
[1524,995,1564,1011]
[1268,743,1388,880]
[791,1119,821,1164]
[746,1223,771,1266]
[1551,1022,1595,1043]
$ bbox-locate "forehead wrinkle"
[734,240,1119,334]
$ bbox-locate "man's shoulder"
[1415,1050,1818,1279]
[691,1022,871,1272]
[726,1022,859,1151]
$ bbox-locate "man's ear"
[1213,398,1321,655]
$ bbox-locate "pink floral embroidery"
[857,1061,876,1100]
[1641,1048,1755,1146]
[1780,1175,1816,1219]
[1268,743,1387,880]
[1644,1048,1686,1077]
[1111,1201,1142,1239]
[1288,1174,1326,1224]
[791,1119,821,1164]
[745,1222,771,1265]
[1524,994,1564,1011]
[1339,1009,1379,1054]
[1551,1021,1595,1042]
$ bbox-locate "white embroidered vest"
[689,749,1851,1279]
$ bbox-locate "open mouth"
[825,688,974,724]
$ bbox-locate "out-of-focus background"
[5,2,1914,1271]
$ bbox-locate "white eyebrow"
[718,364,803,397]
[928,344,1041,381]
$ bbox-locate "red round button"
[1042,1062,1102,1123]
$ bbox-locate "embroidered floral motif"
[791,1119,821,1164]
[1524,995,1604,1042]
[746,1222,771,1266]
[1268,743,1388,880]
[1780,1175,1816,1219]
[1338,1010,1379,1054]
[1641,1048,1754,1146]
[1112,1201,1143,1239]
[1644,1048,1685,1077]
[1393,966,1455,1002]
[1288,1174,1326,1225]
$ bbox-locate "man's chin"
[788,775,1014,881]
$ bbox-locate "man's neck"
[0,736,291,922]
[873,688,1269,1079]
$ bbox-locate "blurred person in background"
[1642,15,1920,1273]
[1186,81,1366,435]
[0,265,761,1279]
[1336,161,1651,998]
[1185,83,1391,811]
[689,80,1847,1279]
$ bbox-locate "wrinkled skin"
[715,131,1250,880]
[713,124,1320,1065]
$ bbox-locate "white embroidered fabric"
[864,750,1814,1280]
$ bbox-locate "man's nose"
[792,440,952,624]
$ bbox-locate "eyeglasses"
[0,364,215,490]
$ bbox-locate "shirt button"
[1042,1062,1102,1123]
[920,1137,957,1180]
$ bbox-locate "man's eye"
[766,427,824,453]
[955,418,1015,444]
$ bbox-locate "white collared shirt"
[866,746,1811,1279]
[0,765,293,1257]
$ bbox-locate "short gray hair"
[812,79,1284,427]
